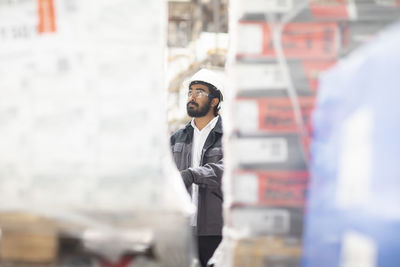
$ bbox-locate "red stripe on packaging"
[257,97,315,133]
[38,0,56,33]
[309,0,349,19]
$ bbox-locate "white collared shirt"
[190,115,219,226]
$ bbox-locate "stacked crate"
[224,0,400,266]
[226,2,317,266]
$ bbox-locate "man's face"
[186,83,212,118]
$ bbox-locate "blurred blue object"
[302,21,400,267]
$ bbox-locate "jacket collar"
[185,116,222,134]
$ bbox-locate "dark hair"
[190,81,223,116]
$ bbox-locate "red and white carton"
[230,134,308,170]
[231,170,309,208]
[233,60,336,94]
[234,96,315,134]
[231,136,289,165]
[232,62,286,91]
[229,206,304,237]
[237,21,341,60]
[258,96,315,133]
[231,207,291,235]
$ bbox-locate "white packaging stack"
[0,1,193,266]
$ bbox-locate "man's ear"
[211,98,219,107]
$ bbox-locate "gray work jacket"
[170,116,224,236]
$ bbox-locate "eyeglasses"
[187,90,211,98]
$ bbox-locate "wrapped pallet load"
[303,20,400,267]
[0,1,193,267]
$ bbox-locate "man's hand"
[180,169,194,189]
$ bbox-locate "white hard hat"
[189,68,224,92]
[188,68,224,102]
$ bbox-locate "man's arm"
[180,159,224,189]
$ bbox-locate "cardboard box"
[233,237,302,267]
[0,213,58,263]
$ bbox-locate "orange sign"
[38,0,56,33]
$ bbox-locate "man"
[170,68,224,267]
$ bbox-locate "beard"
[186,99,212,117]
